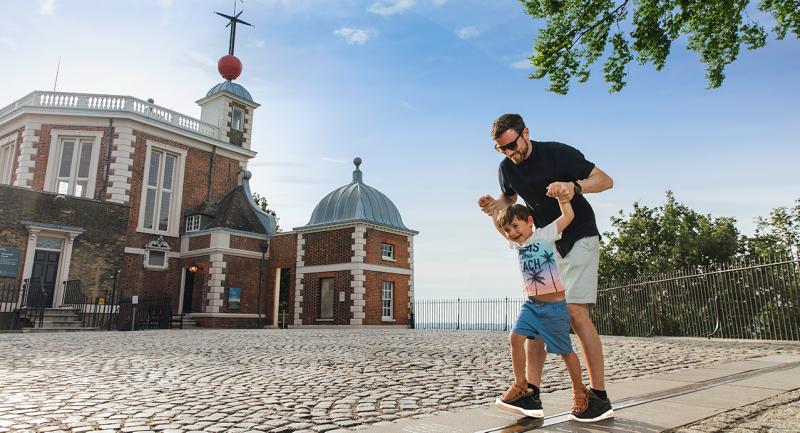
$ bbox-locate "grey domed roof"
[206,80,254,102]
[301,158,414,233]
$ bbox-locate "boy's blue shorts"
[511,299,574,355]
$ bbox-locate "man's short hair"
[497,204,531,227]
[491,114,526,139]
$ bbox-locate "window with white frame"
[0,140,15,185]
[381,243,394,260]
[143,236,170,270]
[232,107,244,131]
[141,147,180,233]
[54,138,95,197]
[381,281,394,320]
[185,215,201,232]
[319,278,334,320]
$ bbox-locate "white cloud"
[510,58,532,69]
[38,0,55,16]
[158,0,173,8]
[432,0,449,5]
[368,0,415,16]
[455,26,480,40]
[252,39,266,49]
[334,27,375,45]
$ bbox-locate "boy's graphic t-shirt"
[509,222,566,297]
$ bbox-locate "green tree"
[599,191,739,285]
[519,0,799,94]
[252,192,281,232]
[740,198,800,258]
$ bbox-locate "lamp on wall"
[188,263,199,273]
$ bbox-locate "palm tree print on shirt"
[527,268,546,295]
[541,250,557,288]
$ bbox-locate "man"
[479,113,614,422]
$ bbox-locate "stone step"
[21,327,100,334]
[39,320,84,328]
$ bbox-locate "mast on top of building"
[214,4,253,81]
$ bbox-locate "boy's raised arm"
[479,195,508,239]
[554,198,574,234]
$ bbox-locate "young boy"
[479,191,589,419]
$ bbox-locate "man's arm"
[547,167,613,202]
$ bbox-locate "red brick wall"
[118,252,183,305]
[365,229,410,268]
[301,271,352,325]
[0,127,23,186]
[188,235,210,250]
[124,130,240,249]
[303,228,354,266]
[222,255,264,316]
[231,235,262,252]
[363,271,410,326]
[29,125,112,198]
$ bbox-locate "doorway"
[277,268,291,328]
[31,250,60,307]
[181,268,195,314]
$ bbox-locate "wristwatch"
[572,181,582,195]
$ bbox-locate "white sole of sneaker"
[568,408,614,423]
[494,397,544,418]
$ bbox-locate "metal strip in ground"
[476,360,800,432]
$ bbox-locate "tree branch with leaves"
[520,0,798,94]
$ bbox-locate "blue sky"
[1,0,798,298]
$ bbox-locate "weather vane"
[215,3,253,56]
[214,2,253,81]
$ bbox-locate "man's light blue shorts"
[511,299,574,355]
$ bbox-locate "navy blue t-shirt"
[499,140,600,258]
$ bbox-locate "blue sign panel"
[0,247,21,278]
[228,287,241,310]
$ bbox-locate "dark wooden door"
[32,250,60,307]
[182,269,195,314]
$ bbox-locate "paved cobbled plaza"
[1,329,799,433]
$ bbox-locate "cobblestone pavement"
[672,389,800,433]
[1,329,798,433]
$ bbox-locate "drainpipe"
[207,145,217,201]
[100,118,114,200]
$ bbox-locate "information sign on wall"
[0,247,21,278]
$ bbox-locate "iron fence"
[0,282,21,330]
[62,280,120,330]
[413,252,800,341]
[21,278,46,329]
[116,295,173,331]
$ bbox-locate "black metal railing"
[414,297,524,331]
[413,252,800,341]
[21,278,46,328]
[116,295,173,331]
[592,252,800,341]
[62,280,119,329]
[0,282,22,330]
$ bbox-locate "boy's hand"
[546,182,574,201]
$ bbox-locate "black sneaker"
[569,388,614,422]
[494,392,544,418]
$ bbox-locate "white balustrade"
[0,91,221,141]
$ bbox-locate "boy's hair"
[497,204,531,227]
[491,114,526,139]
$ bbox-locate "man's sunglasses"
[494,130,521,153]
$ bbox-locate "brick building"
[0,23,417,329]
[268,158,418,327]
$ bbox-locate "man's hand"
[546,182,574,202]
[478,195,496,215]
